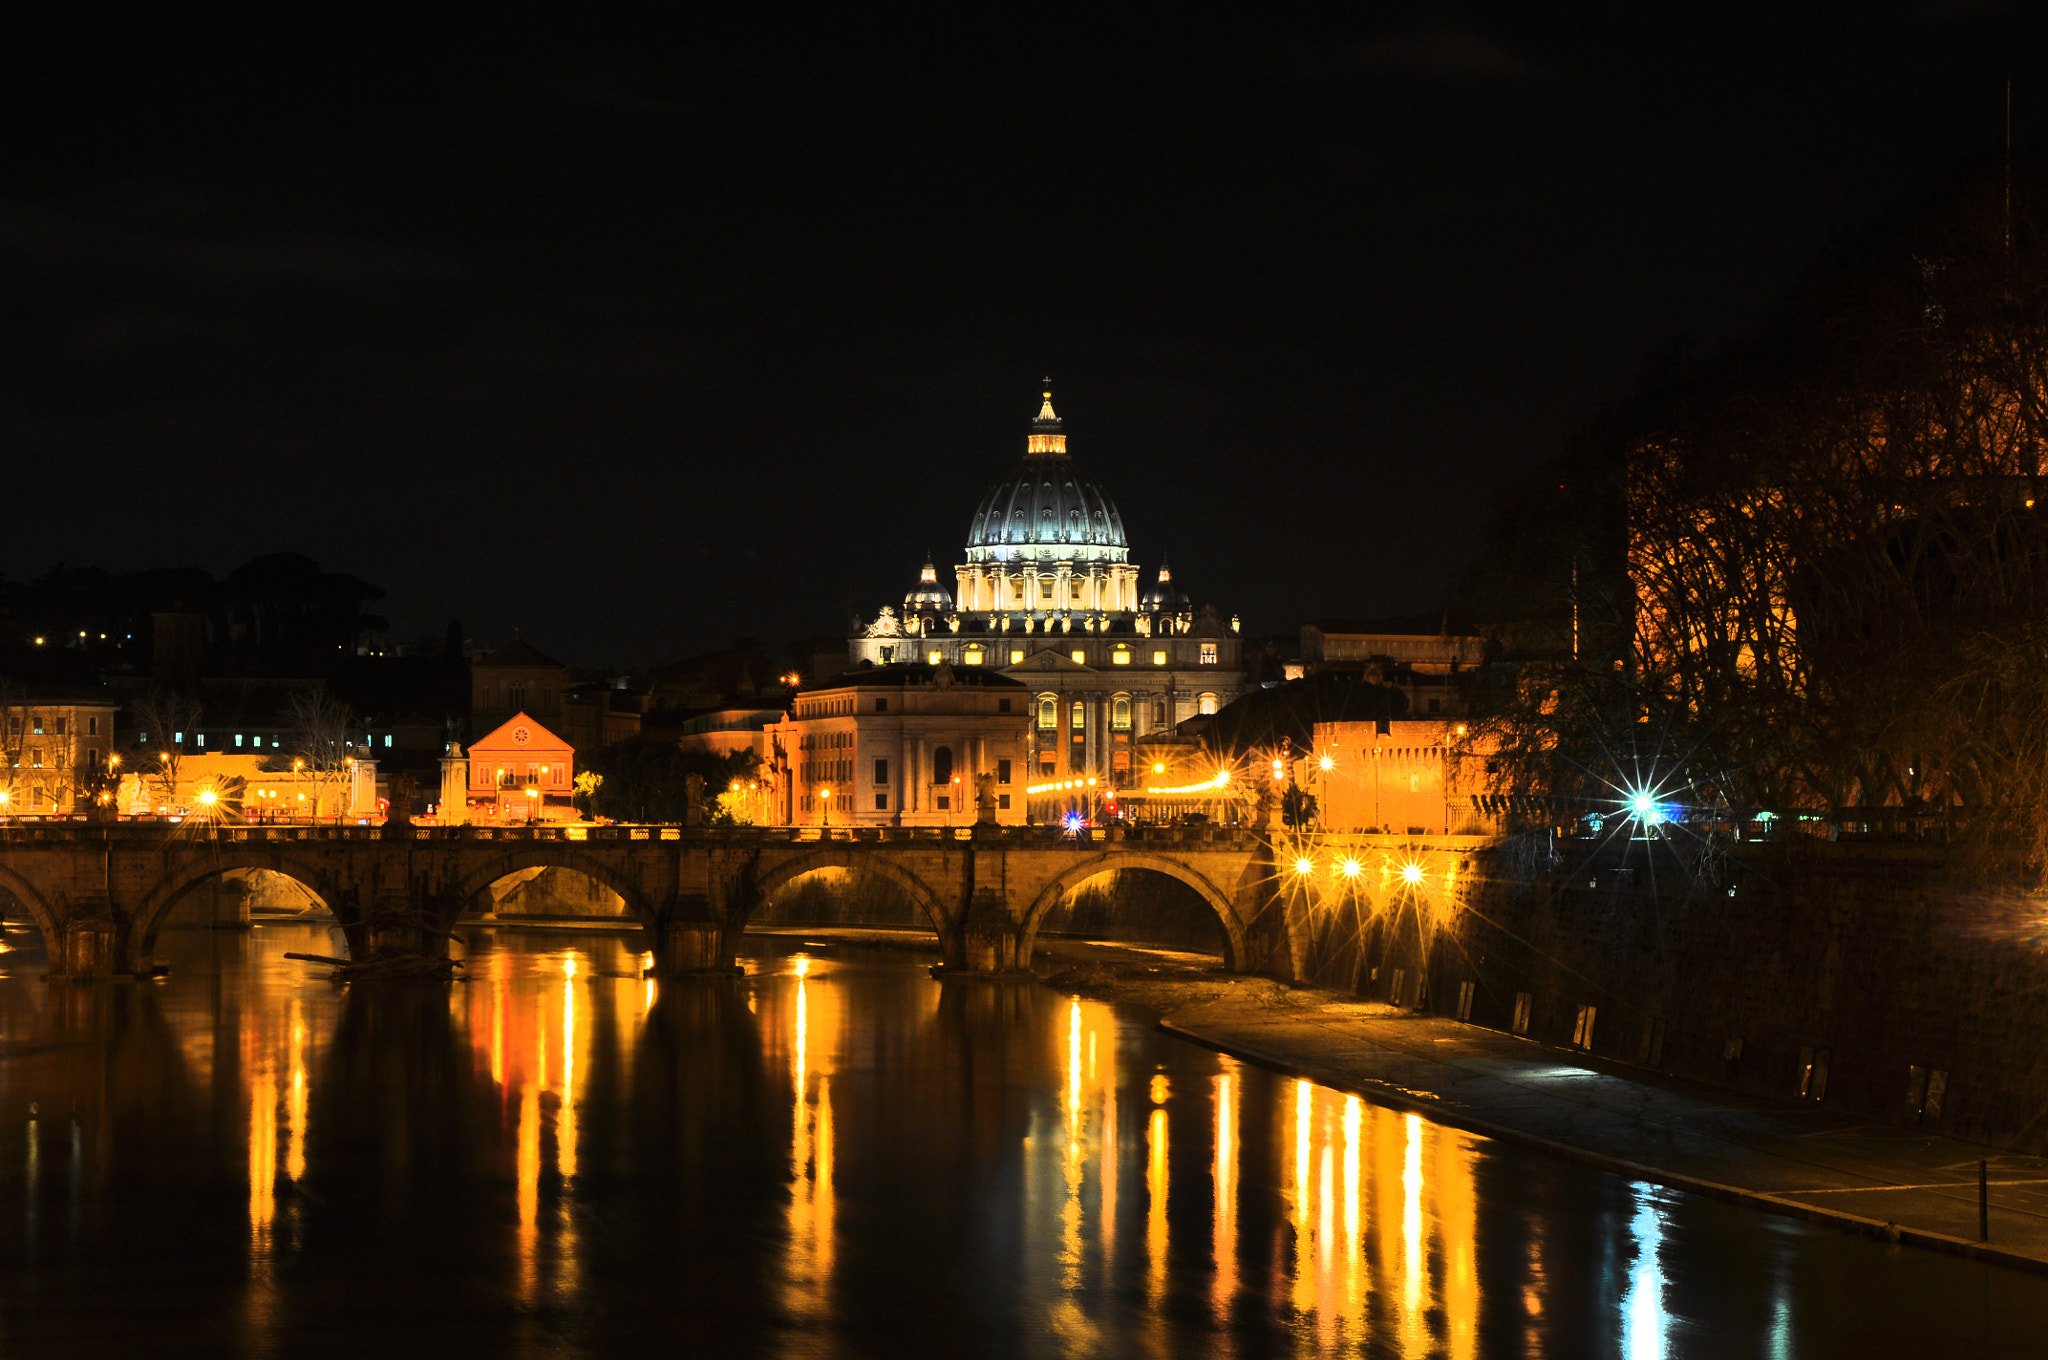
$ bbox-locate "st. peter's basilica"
[849,385,1243,785]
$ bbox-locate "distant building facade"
[849,385,1245,788]
[1,694,120,815]
[471,640,569,742]
[1300,619,1488,717]
[764,664,1029,826]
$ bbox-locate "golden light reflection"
[1211,1069,1238,1333]
[783,955,838,1323]
[1273,1085,1486,1357]
[286,1001,307,1184]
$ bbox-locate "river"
[1,915,2044,1357]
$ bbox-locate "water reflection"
[4,920,2048,1357]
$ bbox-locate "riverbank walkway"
[1143,983,2048,1274]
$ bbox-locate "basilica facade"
[849,386,1244,786]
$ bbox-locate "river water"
[2,916,2045,1358]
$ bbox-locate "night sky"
[5,8,2043,667]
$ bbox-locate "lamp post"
[821,786,833,827]
[525,786,539,825]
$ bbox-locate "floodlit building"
[1308,719,1495,836]
[1300,618,1487,717]
[764,663,1029,826]
[849,384,1245,787]
[465,712,575,822]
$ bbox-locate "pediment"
[1001,650,1096,675]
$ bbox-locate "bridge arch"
[0,860,63,963]
[448,848,659,928]
[748,846,951,939]
[130,848,337,971]
[1019,851,1247,970]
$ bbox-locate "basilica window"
[1112,697,1131,729]
[963,645,984,665]
[1200,643,1218,664]
[1153,701,1167,725]
[1198,693,1219,716]
[1070,581,1083,599]
[932,747,954,785]
[1071,701,1085,729]
[1111,646,1130,665]
[927,649,942,664]
[1010,649,1025,665]
[1040,581,1053,600]
[1152,650,1168,665]
[1070,649,1086,664]
[1038,696,1057,728]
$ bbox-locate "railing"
[0,819,1270,849]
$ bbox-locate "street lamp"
[821,786,833,826]
[525,786,539,824]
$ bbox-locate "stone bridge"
[0,823,1297,981]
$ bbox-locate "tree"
[1462,162,2048,872]
[129,687,202,810]
[279,688,358,821]
[579,739,758,824]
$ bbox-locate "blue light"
[1625,788,1666,824]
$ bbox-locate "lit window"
[1113,698,1131,729]
[253,736,263,748]
[174,731,183,744]
[196,734,205,747]
[1111,647,1130,665]
[384,735,392,747]
[1200,643,1218,664]
[1198,693,1219,716]
[1070,649,1086,664]
[1009,649,1025,665]
[1071,702,1085,729]
[927,649,943,665]
[964,645,984,665]
[235,734,244,748]
[1040,581,1053,600]
[1038,697,1057,728]
[1152,650,1168,665]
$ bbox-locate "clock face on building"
[512,726,532,745]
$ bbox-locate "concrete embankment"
[1038,949,2048,1277]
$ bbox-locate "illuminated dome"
[1140,561,1187,611]
[903,558,953,612]
[964,387,1129,566]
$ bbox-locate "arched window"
[1112,697,1131,729]
[1198,693,1219,716]
[1153,701,1167,725]
[1038,696,1058,728]
[1071,701,1086,729]
[932,746,954,786]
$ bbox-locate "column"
[913,737,927,814]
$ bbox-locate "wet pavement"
[3,916,2048,1357]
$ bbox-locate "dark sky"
[5,7,2044,666]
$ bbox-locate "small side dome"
[903,558,954,612]
[1140,561,1188,610]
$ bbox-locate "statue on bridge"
[975,770,998,825]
